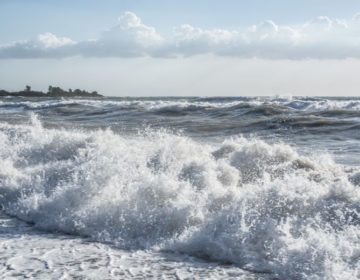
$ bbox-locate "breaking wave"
[1,96,360,112]
[0,114,359,279]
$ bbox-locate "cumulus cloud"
[0,33,75,58]
[1,11,360,59]
[77,11,164,57]
[37,32,75,48]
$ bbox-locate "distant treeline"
[0,85,103,97]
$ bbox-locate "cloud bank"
[2,11,360,59]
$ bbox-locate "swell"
[1,98,359,139]
[0,115,359,279]
[1,96,360,112]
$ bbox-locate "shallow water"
[0,96,359,279]
[0,213,258,279]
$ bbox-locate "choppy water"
[0,96,359,279]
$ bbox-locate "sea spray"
[0,114,359,279]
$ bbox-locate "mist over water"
[0,96,360,279]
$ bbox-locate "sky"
[1,0,360,96]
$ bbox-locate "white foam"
[0,213,255,280]
[1,97,359,112]
[0,114,359,279]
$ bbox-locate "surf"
[0,114,359,279]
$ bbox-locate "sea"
[0,96,359,279]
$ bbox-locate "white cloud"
[73,11,164,57]
[1,11,360,59]
[172,24,239,56]
[0,33,75,58]
[104,11,163,46]
[37,32,75,49]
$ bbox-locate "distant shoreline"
[0,86,103,98]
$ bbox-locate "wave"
[0,114,359,279]
[1,97,360,113]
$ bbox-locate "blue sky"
[1,0,360,96]
[2,0,360,42]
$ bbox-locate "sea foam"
[0,114,359,279]
[1,96,359,112]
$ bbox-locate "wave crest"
[0,115,359,279]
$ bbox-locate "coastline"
[0,86,103,98]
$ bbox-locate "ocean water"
[0,96,359,279]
